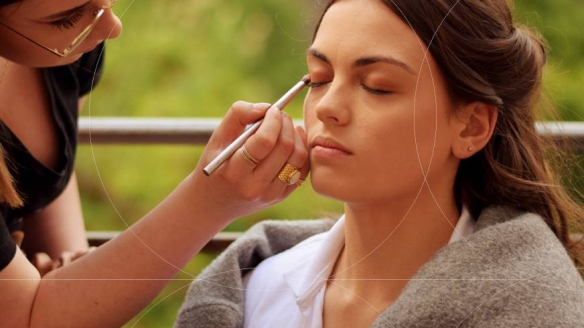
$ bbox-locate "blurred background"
[77,0,584,326]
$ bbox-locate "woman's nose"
[95,10,123,40]
[314,82,351,126]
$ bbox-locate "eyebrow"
[44,1,91,20]
[307,48,415,75]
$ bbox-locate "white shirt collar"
[283,207,475,303]
[449,206,475,243]
[282,215,346,302]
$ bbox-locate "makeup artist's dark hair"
[313,0,584,265]
[0,0,21,7]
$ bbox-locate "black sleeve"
[76,42,106,97]
[0,219,16,271]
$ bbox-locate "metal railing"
[79,117,222,145]
[79,118,584,146]
[80,117,584,251]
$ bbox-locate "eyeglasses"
[0,0,117,58]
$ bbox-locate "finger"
[276,122,309,189]
[296,125,310,178]
[276,126,309,194]
[286,125,310,189]
[291,125,309,174]
[31,252,54,277]
[201,102,274,179]
[70,247,97,262]
[235,106,284,168]
[211,106,282,181]
[237,145,261,169]
[209,102,271,147]
[255,111,297,186]
[233,112,295,201]
[58,251,75,267]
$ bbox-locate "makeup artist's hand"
[192,101,309,220]
[30,247,96,277]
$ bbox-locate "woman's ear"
[451,102,498,159]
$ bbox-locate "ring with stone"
[277,163,301,185]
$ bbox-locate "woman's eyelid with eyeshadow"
[307,62,333,88]
[359,66,411,95]
[307,69,332,87]
[307,55,405,94]
[360,76,395,95]
[361,83,392,95]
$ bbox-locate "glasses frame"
[0,2,115,58]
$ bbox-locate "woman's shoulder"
[174,218,335,328]
[371,206,584,327]
[474,205,548,230]
[244,224,331,284]
[196,217,335,283]
[451,205,576,273]
[473,206,571,261]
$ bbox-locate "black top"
[0,43,105,271]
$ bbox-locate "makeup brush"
[203,75,311,176]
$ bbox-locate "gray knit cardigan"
[175,206,584,327]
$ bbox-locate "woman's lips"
[310,136,352,157]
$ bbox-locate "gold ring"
[240,145,260,166]
[277,163,301,185]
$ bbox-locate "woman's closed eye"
[307,81,331,88]
[362,84,392,95]
[51,10,84,30]
[307,79,394,95]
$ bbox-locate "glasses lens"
[62,8,105,56]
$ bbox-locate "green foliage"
[513,0,584,120]
[77,0,584,326]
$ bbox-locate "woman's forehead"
[313,0,427,70]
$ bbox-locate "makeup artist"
[0,0,309,327]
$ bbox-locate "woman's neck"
[329,187,461,308]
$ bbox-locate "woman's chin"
[310,172,352,202]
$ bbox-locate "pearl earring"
[468,146,474,152]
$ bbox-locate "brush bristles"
[301,75,311,84]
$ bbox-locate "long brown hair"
[0,145,22,207]
[313,0,584,265]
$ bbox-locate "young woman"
[176,0,584,327]
[0,0,309,327]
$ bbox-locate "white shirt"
[242,208,475,328]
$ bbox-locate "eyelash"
[362,85,392,95]
[307,81,329,88]
[52,11,84,30]
[308,81,391,95]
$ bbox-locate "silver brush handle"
[203,78,309,176]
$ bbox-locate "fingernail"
[267,106,280,116]
[253,103,271,112]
